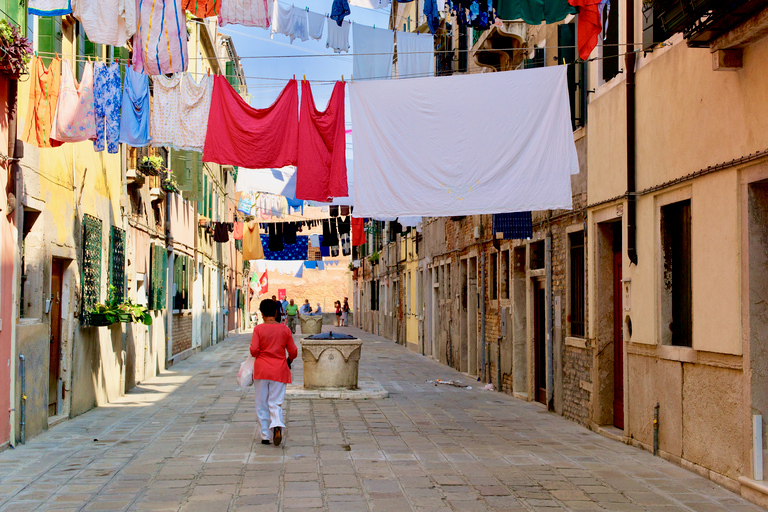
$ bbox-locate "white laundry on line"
[396,31,434,79]
[348,65,579,217]
[236,167,297,198]
[253,260,305,275]
[352,23,394,80]
[307,11,326,40]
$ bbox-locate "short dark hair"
[260,299,278,318]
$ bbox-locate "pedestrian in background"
[281,297,289,324]
[285,299,299,334]
[271,295,283,323]
[299,300,312,315]
[335,300,342,326]
[342,298,350,327]
[250,299,297,447]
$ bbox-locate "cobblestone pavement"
[0,328,762,512]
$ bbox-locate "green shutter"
[226,61,236,88]
[202,175,208,217]
[81,214,103,324]
[1,0,27,39]
[38,16,63,67]
[149,244,167,310]
[109,226,126,300]
[77,22,101,80]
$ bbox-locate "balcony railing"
[653,0,768,47]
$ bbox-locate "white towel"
[352,24,394,80]
[307,11,326,40]
[326,18,351,53]
[350,0,390,8]
[271,1,294,38]
[396,31,434,79]
[29,0,70,15]
[289,7,309,43]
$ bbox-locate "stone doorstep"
[739,477,768,509]
[285,380,389,400]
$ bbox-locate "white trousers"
[254,379,287,441]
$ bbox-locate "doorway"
[613,240,624,429]
[460,259,468,373]
[468,257,478,376]
[49,259,64,417]
[533,279,547,404]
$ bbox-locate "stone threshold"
[286,379,389,400]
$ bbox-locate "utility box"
[302,332,362,390]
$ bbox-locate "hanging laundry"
[397,31,435,79]
[294,263,304,278]
[492,212,533,240]
[203,76,298,169]
[568,0,604,60]
[330,0,351,25]
[352,24,394,80]
[243,220,265,260]
[118,67,151,147]
[254,260,305,276]
[51,60,96,143]
[133,0,188,76]
[320,240,331,257]
[338,216,351,235]
[271,2,294,38]
[331,245,339,257]
[214,222,230,243]
[330,206,339,217]
[260,234,309,261]
[307,11,325,40]
[310,233,321,247]
[340,206,350,216]
[296,80,348,201]
[183,0,220,17]
[290,8,310,43]
[22,56,63,149]
[29,0,71,15]
[341,233,351,256]
[283,222,298,245]
[352,217,365,246]
[398,216,422,227]
[304,260,317,269]
[268,223,284,252]
[92,62,122,154]
[322,219,339,246]
[349,65,578,217]
[286,197,304,214]
[151,74,182,148]
[326,19,351,53]
[73,0,135,47]
[219,0,270,28]
[237,167,297,198]
[350,0,389,8]
[233,221,244,240]
[179,73,213,152]
[423,0,440,34]
[494,0,575,25]
[448,0,493,28]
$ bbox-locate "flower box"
[87,312,115,327]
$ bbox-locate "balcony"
[653,0,768,47]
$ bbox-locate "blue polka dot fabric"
[260,234,309,261]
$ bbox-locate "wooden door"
[49,259,63,416]
[534,281,547,404]
[613,251,624,429]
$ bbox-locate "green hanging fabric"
[495,0,576,25]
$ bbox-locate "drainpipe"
[480,251,486,382]
[626,0,638,266]
[7,76,19,446]
[545,232,554,410]
[18,354,25,445]
[166,190,173,360]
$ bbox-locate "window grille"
[149,244,167,310]
[81,214,103,325]
[109,226,126,299]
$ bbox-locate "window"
[569,231,585,337]
[37,15,63,66]
[170,150,202,201]
[173,255,192,310]
[500,250,510,300]
[490,253,498,300]
[524,47,545,69]
[226,61,238,88]
[602,2,620,82]
[149,244,167,310]
[370,280,379,311]
[642,4,670,52]
[20,210,41,318]
[530,241,545,270]
[77,21,101,80]
[407,271,411,315]
[661,200,692,347]
[81,214,103,323]
[458,24,468,72]
[0,0,27,35]
[109,226,126,299]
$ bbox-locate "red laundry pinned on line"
[568,0,603,61]
[351,217,365,246]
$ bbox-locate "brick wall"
[172,312,193,356]
[563,343,591,425]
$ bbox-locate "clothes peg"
[303,74,306,81]
[208,68,210,76]
[350,74,353,83]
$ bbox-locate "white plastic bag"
[238,357,255,387]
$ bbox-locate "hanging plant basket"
[87,312,115,327]
[0,20,32,79]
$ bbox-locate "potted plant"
[87,286,153,327]
[139,155,164,176]
[0,19,31,78]
[161,171,180,194]
[369,251,379,264]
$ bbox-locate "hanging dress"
[133,0,188,76]
[179,73,213,152]
[150,74,182,148]
[22,56,64,148]
[51,60,97,143]
[118,67,151,147]
[219,0,270,28]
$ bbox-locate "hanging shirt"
[219,0,270,28]
[341,233,351,256]
[203,76,298,169]
[22,56,64,149]
[329,205,339,217]
[214,222,230,242]
[268,223,285,252]
[93,62,122,154]
[133,0,188,76]
[179,73,213,152]
[322,219,339,246]
[118,67,151,147]
[290,7,310,43]
[352,24,394,80]
[296,80,348,201]
[233,221,244,240]
[183,0,220,17]
[73,0,136,47]
[243,220,265,260]
[423,0,440,34]
[326,19,351,53]
[330,0,350,25]
[271,2,294,38]
[307,11,325,40]
[283,222,298,245]
[337,216,350,235]
[51,60,96,143]
[29,0,70,15]
[351,217,365,246]
[151,74,182,148]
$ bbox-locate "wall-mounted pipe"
[18,354,25,445]
[545,233,553,409]
[480,252,487,382]
[653,402,660,456]
[626,0,638,266]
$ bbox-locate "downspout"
[545,232,554,410]
[626,0,638,266]
[165,191,173,364]
[7,77,19,446]
[17,354,24,445]
[480,251,486,382]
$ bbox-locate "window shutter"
[109,226,126,299]
[81,214,103,324]
[38,16,63,67]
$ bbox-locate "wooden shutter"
[38,16,63,67]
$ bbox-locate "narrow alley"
[0,328,758,512]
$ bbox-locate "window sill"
[173,309,192,316]
[565,337,587,349]
[656,345,697,363]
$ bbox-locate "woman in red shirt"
[250,299,298,446]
